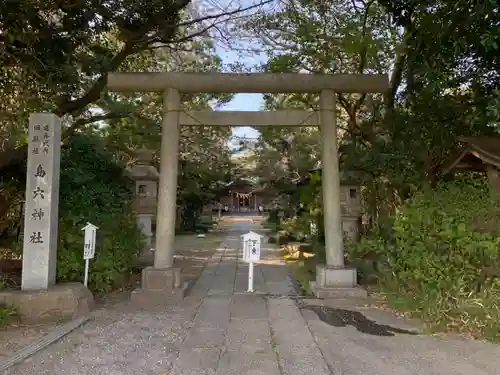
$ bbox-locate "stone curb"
[0,316,91,372]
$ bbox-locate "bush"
[0,278,18,327]
[0,303,18,328]
[280,217,312,242]
[379,177,500,340]
[267,209,280,225]
[345,236,387,284]
[54,134,144,293]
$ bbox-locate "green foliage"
[243,0,500,341]
[391,178,500,292]
[0,269,18,328]
[287,240,326,295]
[266,209,281,226]
[55,134,144,293]
[0,302,18,328]
[249,0,500,237]
[346,234,398,286]
[380,0,500,92]
[280,216,312,242]
[370,177,500,340]
[102,104,234,234]
[0,0,190,147]
[346,236,387,261]
[0,0,238,251]
[289,260,315,295]
[305,239,326,265]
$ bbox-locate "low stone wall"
[0,282,94,323]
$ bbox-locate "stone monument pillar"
[21,113,61,291]
[4,113,95,321]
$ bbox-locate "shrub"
[0,303,18,328]
[267,209,280,225]
[0,275,18,327]
[345,236,387,284]
[280,216,312,242]
[54,134,144,293]
[379,177,500,340]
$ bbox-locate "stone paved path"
[3,218,500,375]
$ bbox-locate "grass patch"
[277,239,324,296]
[0,276,19,328]
[286,256,317,295]
[283,252,315,261]
[373,276,500,342]
[0,303,18,329]
[381,288,500,343]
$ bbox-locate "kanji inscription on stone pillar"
[21,113,61,290]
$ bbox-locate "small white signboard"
[240,231,263,293]
[241,231,262,262]
[82,222,98,287]
[82,222,98,260]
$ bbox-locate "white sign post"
[82,222,98,287]
[241,231,262,293]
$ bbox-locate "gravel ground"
[1,231,226,362]
[0,321,62,359]
[3,295,204,375]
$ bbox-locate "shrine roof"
[441,136,500,174]
[225,176,267,192]
[228,176,258,186]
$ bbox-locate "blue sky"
[215,47,262,140]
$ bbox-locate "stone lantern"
[128,149,159,247]
[340,184,362,242]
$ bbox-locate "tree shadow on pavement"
[303,305,419,337]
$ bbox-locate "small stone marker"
[82,222,99,287]
[241,231,263,293]
[21,113,61,291]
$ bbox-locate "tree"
[245,0,500,228]
[97,40,234,230]
[56,134,144,292]
[245,0,400,215]
[0,0,272,236]
[0,0,270,173]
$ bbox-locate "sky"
[215,47,262,141]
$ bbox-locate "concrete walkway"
[4,219,500,375]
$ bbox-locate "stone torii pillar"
[314,90,366,298]
[155,89,180,269]
[320,89,343,267]
[130,89,184,304]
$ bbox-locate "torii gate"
[107,72,389,300]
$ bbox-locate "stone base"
[313,264,368,299]
[316,264,358,287]
[0,282,94,323]
[310,281,368,298]
[130,267,188,306]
